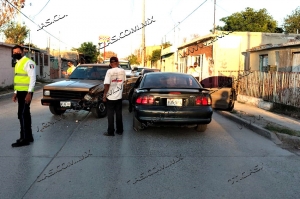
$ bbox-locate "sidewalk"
[216,101,300,148]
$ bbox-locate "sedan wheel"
[196,124,207,132]
[91,101,107,118]
[133,115,144,131]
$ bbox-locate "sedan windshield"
[69,66,108,80]
[141,73,201,88]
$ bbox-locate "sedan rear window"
[70,66,108,80]
[142,73,200,88]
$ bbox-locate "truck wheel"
[49,106,66,115]
[196,124,207,132]
[91,101,107,118]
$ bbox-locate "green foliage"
[283,6,300,33]
[76,42,99,63]
[161,42,172,49]
[3,22,29,44]
[216,7,277,32]
[24,43,38,48]
[0,0,25,28]
[151,49,161,62]
[127,54,140,65]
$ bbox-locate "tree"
[216,7,278,33]
[24,43,38,49]
[102,51,117,59]
[283,6,300,33]
[0,0,25,28]
[75,42,99,63]
[127,54,140,65]
[161,42,172,49]
[3,22,29,44]
[151,49,161,62]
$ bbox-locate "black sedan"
[131,72,213,132]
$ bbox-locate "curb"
[276,133,300,148]
[0,82,47,98]
[215,110,282,145]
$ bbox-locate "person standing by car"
[102,57,126,136]
[188,62,201,80]
[11,45,36,147]
[66,61,76,76]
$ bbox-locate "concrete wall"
[0,45,14,87]
[213,32,299,74]
[248,45,300,72]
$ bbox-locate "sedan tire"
[49,106,66,115]
[196,124,207,132]
[91,101,107,118]
[133,115,144,131]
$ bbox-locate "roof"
[247,40,300,52]
[0,42,14,48]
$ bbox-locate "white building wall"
[0,46,14,87]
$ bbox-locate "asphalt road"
[0,89,300,199]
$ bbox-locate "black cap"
[110,57,119,63]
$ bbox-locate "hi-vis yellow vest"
[14,57,34,92]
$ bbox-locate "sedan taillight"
[136,95,154,104]
[195,96,211,106]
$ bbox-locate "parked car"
[130,66,159,76]
[140,68,161,75]
[200,76,236,111]
[103,59,132,78]
[130,72,213,132]
[41,64,137,118]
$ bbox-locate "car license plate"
[167,99,182,106]
[60,101,71,107]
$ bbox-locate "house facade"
[177,31,300,80]
[0,43,51,88]
[161,46,176,72]
[245,40,300,72]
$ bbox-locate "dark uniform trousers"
[17,91,33,141]
[106,99,123,134]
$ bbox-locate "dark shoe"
[12,139,30,147]
[17,136,34,143]
[116,131,123,135]
[103,132,115,136]
[28,136,34,142]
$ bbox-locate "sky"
[1,0,299,59]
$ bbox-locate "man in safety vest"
[11,45,36,147]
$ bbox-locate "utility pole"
[141,0,146,66]
[213,0,216,34]
[58,31,62,78]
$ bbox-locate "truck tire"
[49,106,66,115]
[196,124,207,132]
[91,101,107,118]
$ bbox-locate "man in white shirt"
[102,57,126,136]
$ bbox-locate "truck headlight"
[84,94,92,101]
[44,90,50,96]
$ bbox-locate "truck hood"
[43,79,104,92]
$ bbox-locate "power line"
[4,0,71,47]
[164,0,208,36]
[33,0,51,18]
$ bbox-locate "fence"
[218,70,300,108]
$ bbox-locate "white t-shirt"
[104,67,126,100]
